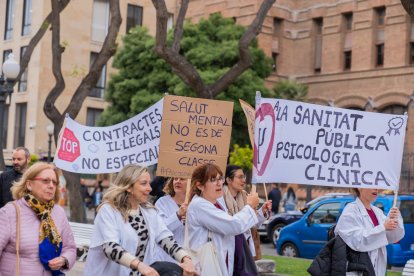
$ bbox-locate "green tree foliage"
[229,144,253,171]
[100,13,273,146]
[272,79,308,102]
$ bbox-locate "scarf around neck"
[222,185,247,216]
[24,193,63,275]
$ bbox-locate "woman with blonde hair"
[155,177,188,262]
[187,163,260,276]
[84,164,196,276]
[0,162,76,275]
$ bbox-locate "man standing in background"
[0,147,30,207]
[268,183,282,215]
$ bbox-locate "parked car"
[276,194,414,267]
[258,193,350,245]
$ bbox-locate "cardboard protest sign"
[239,99,255,147]
[157,95,233,178]
[54,99,163,173]
[252,97,407,191]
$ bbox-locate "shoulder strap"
[13,201,20,276]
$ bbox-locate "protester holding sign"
[84,164,196,276]
[222,165,272,274]
[155,177,188,262]
[187,163,260,276]
[334,188,404,276]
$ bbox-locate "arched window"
[378,104,407,115]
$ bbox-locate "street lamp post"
[0,54,20,171]
[46,124,54,163]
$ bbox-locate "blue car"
[276,194,414,267]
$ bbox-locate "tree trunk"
[63,171,86,222]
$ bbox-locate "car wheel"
[280,242,299,257]
[271,223,286,247]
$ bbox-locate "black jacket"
[0,169,22,208]
[307,235,375,276]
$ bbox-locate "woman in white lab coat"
[187,163,260,276]
[155,177,188,262]
[84,164,196,276]
[335,188,404,276]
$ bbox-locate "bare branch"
[14,0,71,84]
[64,0,122,118]
[44,0,66,131]
[172,0,189,53]
[209,0,276,98]
[152,0,206,94]
[152,0,276,99]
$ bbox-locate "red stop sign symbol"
[58,128,81,162]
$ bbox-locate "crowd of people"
[0,147,406,276]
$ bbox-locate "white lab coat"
[187,195,259,276]
[155,195,185,262]
[84,204,173,276]
[334,197,405,276]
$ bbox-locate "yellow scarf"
[24,193,62,249]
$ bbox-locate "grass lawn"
[263,255,402,276]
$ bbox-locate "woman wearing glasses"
[0,162,76,276]
[85,164,196,276]
[223,165,272,274]
[187,163,260,276]
[155,177,188,262]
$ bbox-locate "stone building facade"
[0,0,175,162]
[186,0,414,193]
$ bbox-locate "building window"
[18,47,28,92]
[22,0,32,36]
[14,103,27,148]
[344,51,352,70]
[375,6,386,26]
[86,108,103,126]
[410,42,414,65]
[92,0,109,42]
[89,52,106,98]
[1,106,9,149]
[126,4,143,33]
[376,44,384,67]
[272,52,278,72]
[4,0,14,40]
[379,104,406,115]
[273,18,283,37]
[313,18,323,73]
[3,49,13,64]
[343,12,353,31]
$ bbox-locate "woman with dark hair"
[84,164,196,276]
[223,164,271,267]
[187,163,260,276]
[155,177,188,262]
[334,188,404,275]
[283,187,297,211]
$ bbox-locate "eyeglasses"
[209,176,225,184]
[32,177,58,186]
[234,175,246,180]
